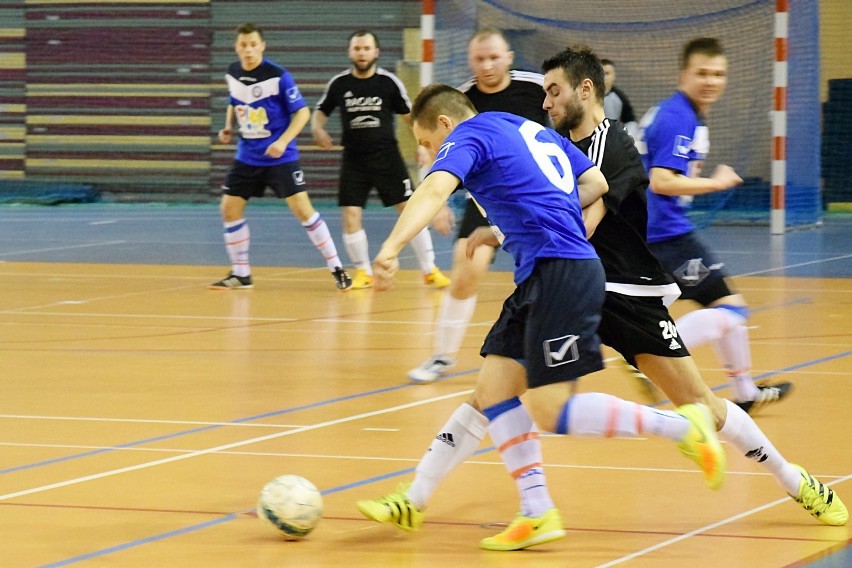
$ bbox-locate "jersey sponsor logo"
[293,170,305,185]
[349,115,380,129]
[344,95,383,112]
[543,334,580,367]
[234,104,271,139]
[286,86,302,103]
[435,141,455,162]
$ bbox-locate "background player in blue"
[311,30,449,290]
[407,26,550,384]
[637,38,791,412]
[360,84,728,549]
[211,23,351,291]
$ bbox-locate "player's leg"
[210,162,257,289]
[650,233,792,412]
[338,158,373,288]
[408,200,495,383]
[269,162,352,291]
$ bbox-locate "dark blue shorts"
[223,160,306,200]
[649,231,733,306]
[481,258,605,389]
[339,149,412,208]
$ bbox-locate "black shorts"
[223,160,306,200]
[339,149,412,207]
[598,292,691,367]
[456,197,491,239]
[649,231,733,306]
[481,258,605,388]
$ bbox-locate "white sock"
[433,294,477,360]
[302,212,342,271]
[483,398,554,517]
[342,229,372,274]
[224,218,250,277]
[718,400,801,495]
[407,403,487,510]
[557,392,690,441]
[713,324,759,401]
[409,227,436,273]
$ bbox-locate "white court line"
[596,473,852,567]
[0,415,304,428]
[0,240,127,257]
[737,253,852,277]
[0,388,473,502]
[0,310,299,323]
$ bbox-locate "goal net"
[433,0,822,228]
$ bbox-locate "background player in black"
[211,23,351,291]
[407,26,549,383]
[311,29,449,290]
[601,58,638,139]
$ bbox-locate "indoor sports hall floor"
[1,203,850,567]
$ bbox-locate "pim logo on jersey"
[286,86,301,103]
[435,141,455,162]
[543,334,580,367]
[292,170,305,185]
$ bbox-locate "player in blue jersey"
[357,84,730,549]
[407,26,550,384]
[210,23,351,291]
[311,30,449,290]
[636,38,791,412]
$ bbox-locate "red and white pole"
[771,0,788,234]
[421,0,435,88]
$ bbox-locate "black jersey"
[315,68,411,156]
[575,119,678,293]
[459,70,548,125]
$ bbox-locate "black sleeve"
[600,124,648,211]
[613,86,636,123]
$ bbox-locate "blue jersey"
[225,58,307,166]
[428,111,598,284]
[637,91,710,243]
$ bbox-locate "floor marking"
[0,240,127,257]
[0,415,304,427]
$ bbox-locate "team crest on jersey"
[435,142,455,162]
[251,85,263,99]
[286,86,301,103]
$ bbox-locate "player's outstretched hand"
[465,227,500,259]
[711,164,743,191]
[372,252,399,291]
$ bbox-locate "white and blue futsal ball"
[257,474,323,540]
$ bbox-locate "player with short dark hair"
[311,30,449,290]
[357,82,730,550]
[211,23,351,291]
[636,37,792,413]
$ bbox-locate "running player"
[407,26,549,383]
[636,37,792,413]
[311,29,449,290]
[361,83,729,548]
[211,23,351,291]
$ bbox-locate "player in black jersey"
[355,46,846,549]
[311,29,449,290]
[407,27,549,383]
[210,23,351,291]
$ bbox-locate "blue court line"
[1,375,472,475]
[34,349,851,567]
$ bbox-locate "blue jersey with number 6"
[427,111,598,284]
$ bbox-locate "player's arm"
[374,170,460,290]
[648,165,742,196]
[582,198,607,238]
[576,165,608,208]
[310,108,334,148]
[219,105,234,144]
[265,106,309,158]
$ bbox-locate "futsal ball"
[256,474,323,540]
